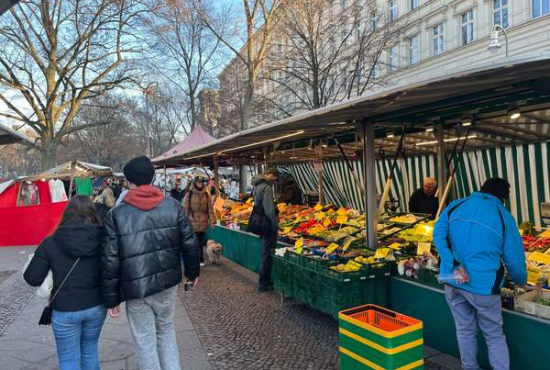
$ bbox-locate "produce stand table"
[206,225,263,273]
[390,277,550,370]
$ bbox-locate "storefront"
[156,54,550,370]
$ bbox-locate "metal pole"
[163,165,168,197]
[213,154,220,189]
[436,124,447,202]
[145,93,151,157]
[68,161,76,199]
[377,130,406,218]
[361,123,377,250]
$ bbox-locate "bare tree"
[145,0,221,130]
[195,0,284,130]
[0,0,151,169]
[263,0,401,114]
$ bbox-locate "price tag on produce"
[528,252,550,265]
[323,218,332,227]
[282,227,293,235]
[388,242,404,251]
[326,243,339,254]
[314,204,323,211]
[527,268,541,284]
[315,212,326,221]
[295,237,304,255]
[374,248,390,259]
[246,198,253,204]
[337,207,347,216]
[336,215,349,224]
[417,242,432,256]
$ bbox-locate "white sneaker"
[200,263,205,267]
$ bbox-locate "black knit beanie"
[123,156,155,186]
[480,177,510,202]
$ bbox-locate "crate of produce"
[324,261,391,282]
[303,255,337,272]
[339,305,424,370]
[284,251,306,267]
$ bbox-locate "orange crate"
[345,304,421,332]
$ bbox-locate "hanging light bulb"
[461,114,473,127]
[508,106,521,120]
[386,128,395,138]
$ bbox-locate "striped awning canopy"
[159,53,550,167]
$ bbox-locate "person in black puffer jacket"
[24,195,106,370]
[101,156,199,370]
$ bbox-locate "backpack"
[247,186,273,236]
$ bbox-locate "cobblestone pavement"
[180,261,461,370]
[0,269,36,336]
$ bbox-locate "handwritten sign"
[337,207,347,216]
[315,212,326,221]
[282,227,293,235]
[323,218,332,227]
[326,243,339,254]
[314,204,323,211]
[374,248,390,259]
[336,215,349,224]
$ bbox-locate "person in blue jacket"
[433,177,526,370]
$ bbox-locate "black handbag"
[247,188,272,236]
[39,258,80,326]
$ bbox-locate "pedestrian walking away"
[433,177,527,370]
[250,168,280,292]
[182,176,216,266]
[101,156,200,370]
[23,195,107,370]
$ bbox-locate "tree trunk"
[41,141,58,170]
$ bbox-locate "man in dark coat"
[101,156,199,370]
[409,177,439,218]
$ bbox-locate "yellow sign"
[336,215,349,224]
[314,204,323,211]
[327,209,335,215]
[323,218,332,227]
[293,216,302,224]
[326,243,339,254]
[527,268,541,284]
[337,207,347,216]
[374,248,390,259]
[345,260,362,271]
[282,227,293,235]
[295,237,304,255]
[528,252,550,265]
[417,242,432,256]
[388,243,404,251]
[519,229,525,237]
[246,198,253,204]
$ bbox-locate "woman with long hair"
[24,195,106,370]
[94,187,116,223]
[182,176,216,266]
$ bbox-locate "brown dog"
[206,240,223,265]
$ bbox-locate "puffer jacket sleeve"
[178,205,200,280]
[23,240,50,287]
[101,211,121,308]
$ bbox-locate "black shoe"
[258,284,274,292]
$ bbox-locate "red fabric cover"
[153,126,215,161]
[0,202,67,246]
[0,183,19,208]
[36,180,52,204]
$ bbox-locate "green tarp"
[206,226,263,273]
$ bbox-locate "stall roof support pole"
[68,161,76,199]
[163,166,168,197]
[436,125,447,205]
[213,155,220,189]
[360,123,377,250]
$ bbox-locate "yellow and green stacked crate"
[339,305,424,370]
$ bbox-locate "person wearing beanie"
[101,156,200,370]
[433,177,526,370]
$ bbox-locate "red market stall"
[0,160,112,246]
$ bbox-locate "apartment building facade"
[206,0,550,135]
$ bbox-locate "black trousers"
[195,232,206,263]
[259,232,277,288]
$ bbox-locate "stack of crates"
[339,305,424,370]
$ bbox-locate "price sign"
[293,216,302,224]
[528,252,550,265]
[388,243,404,251]
[416,242,432,256]
[295,237,304,255]
[527,268,541,284]
[315,212,326,221]
[323,218,332,227]
[326,243,339,254]
[336,215,349,224]
[282,227,293,235]
[246,198,253,204]
[327,209,335,215]
[314,204,323,211]
[374,248,390,259]
[337,207,347,216]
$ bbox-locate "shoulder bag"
[247,187,272,236]
[39,258,80,326]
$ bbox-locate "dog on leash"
[206,240,223,265]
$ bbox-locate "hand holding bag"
[22,253,54,301]
[39,258,80,326]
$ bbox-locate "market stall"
[0,160,113,246]
[159,54,550,370]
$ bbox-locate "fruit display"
[389,214,418,224]
[398,221,435,243]
[522,235,550,252]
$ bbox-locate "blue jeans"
[444,285,509,370]
[52,305,107,370]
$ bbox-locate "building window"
[389,45,398,72]
[389,0,397,22]
[433,23,444,56]
[533,0,550,18]
[371,11,377,30]
[409,34,419,65]
[341,0,347,10]
[461,10,474,45]
[493,0,509,28]
[411,0,418,11]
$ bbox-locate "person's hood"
[252,174,268,186]
[54,223,102,258]
[123,185,164,211]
